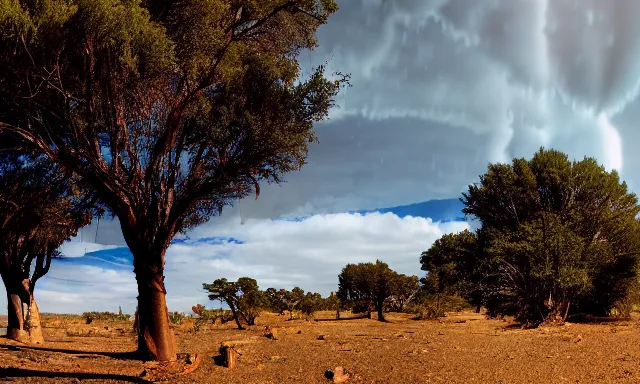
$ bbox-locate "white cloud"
[597,114,623,172]
[7,212,468,314]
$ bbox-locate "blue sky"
[6,0,640,314]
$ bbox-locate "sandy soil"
[1,311,640,383]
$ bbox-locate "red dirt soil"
[1,311,640,383]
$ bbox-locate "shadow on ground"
[0,342,139,360]
[0,367,148,383]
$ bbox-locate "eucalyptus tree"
[0,0,346,360]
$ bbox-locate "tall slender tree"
[0,154,93,343]
[0,0,346,360]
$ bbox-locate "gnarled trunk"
[134,264,177,361]
[5,277,30,343]
[6,291,28,343]
[228,302,245,330]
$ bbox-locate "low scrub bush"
[169,312,186,325]
[412,295,472,320]
[83,311,130,324]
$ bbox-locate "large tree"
[0,0,346,360]
[337,260,402,322]
[0,154,93,343]
[459,148,640,325]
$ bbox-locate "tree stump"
[265,325,279,340]
[220,342,239,368]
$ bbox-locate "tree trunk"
[562,300,571,322]
[27,295,44,344]
[135,266,177,361]
[6,291,29,343]
[376,299,386,322]
[228,304,245,330]
[5,276,30,343]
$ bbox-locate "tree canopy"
[0,0,346,360]
[338,260,416,322]
[420,229,482,312]
[203,277,266,330]
[424,148,640,325]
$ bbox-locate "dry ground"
[1,311,640,383]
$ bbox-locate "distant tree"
[337,260,401,322]
[264,288,288,315]
[0,0,347,361]
[203,277,266,330]
[264,287,304,319]
[388,274,420,312]
[0,154,94,343]
[298,292,323,320]
[458,148,640,325]
[286,287,306,319]
[323,291,342,319]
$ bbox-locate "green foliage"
[168,311,185,325]
[410,295,471,320]
[263,287,336,319]
[83,311,131,324]
[298,292,323,319]
[263,286,307,319]
[264,288,289,314]
[437,148,640,325]
[0,2,347,357]
[338,260,415,321]
[322,291,341,312]
[420,229,483,314]
[203,277,266,328]
[0,0,348,238]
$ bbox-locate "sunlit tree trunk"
[27,296,44,344]
[134,261,176,361]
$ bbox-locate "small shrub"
[411,295,472,320]
[611,283,640,319]
[414,304,445,320]
[403,304,424,315]
[82,311,131,324]
[169,311,185,325]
